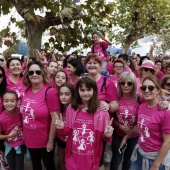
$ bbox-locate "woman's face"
[0,70,4,84]
[141,79,159,101]
[47,62,58,75]
[86,59,101,76]
[164,78,170,92]
[141,67,154,78]
[9,59,22,76]
[28,64,43,85]
[67,63,76,75]
[57,61,63,70]
[55,72,67,87]
[92,34,100,44]
[59,86,72,105]
[120,78,134,96]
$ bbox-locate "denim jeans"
[110,132,138,170]
[130,150,165,170]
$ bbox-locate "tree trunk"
[26,21,43,58]
[123,43,132,54]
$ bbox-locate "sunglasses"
[120,81,133,86]
[165,82,170,87]
[0,74,3,78]
[143,68,154,74]
[140,85,156,92]
[28,70,42,76]
[0,58,4,62]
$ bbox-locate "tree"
[0,0,115,57]
[111,0,170,53]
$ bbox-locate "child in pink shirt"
[55,75,113,170]
[0,91,25,170]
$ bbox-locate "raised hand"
[54,113,64,129]
[104,117,114,138]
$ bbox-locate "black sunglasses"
[144,68,154,74]
[28,70,42,76]
[165,82,170,87]
[0,58,4,62]
[140,85,156,92]
[120,81,134,86]
[0,74,3,78]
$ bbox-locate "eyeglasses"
[0,74,3,78]
[165,82,170,87]
[28,70,42,76]
[143,68,154,74]
[114,66,123,69]
[0,58,4,62]
[120,81,134,86]
[140,85,156,92]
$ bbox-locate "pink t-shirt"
[122,66,132,73]
[97,75,117,102]
[20,85,60,148]
[92,41,108,61]
[137,103,170,152]
[109,75,119,88]
[115,97,139,137]
[133,69,139,78]
[0,109,24,147]
[66,110,95,170]
[107,62,114,75]
[68,77,77,88]
[6,76,26,99]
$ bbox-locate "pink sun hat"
[139,60,155,70]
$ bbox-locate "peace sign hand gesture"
[104,117,114,138]
[54,113,64,129]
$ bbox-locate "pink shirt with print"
[115,97,139,138]
[20,85,60,148]
[137,103,170,152]
[92,41,108,61]
[0,109,24,147]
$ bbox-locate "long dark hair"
[59,82,75,113]
[0,66,7,97]
[71,75,99,113]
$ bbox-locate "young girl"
[0,91,25,170]
[57,82,75,170]
[54,70,68,90]
[55,75,113,170]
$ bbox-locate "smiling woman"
[21,61,60,170]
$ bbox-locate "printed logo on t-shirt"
[138,115,151,142]
[20,99,36,128]
[72,119,95,155]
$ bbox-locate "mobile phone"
[119,143,127,154]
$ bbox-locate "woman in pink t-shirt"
[56,82,75,170]
[20,61,60,170]
[0,91,25,170]
[130,76,170,170]
[110,72,139,170]
[55,75,113,170]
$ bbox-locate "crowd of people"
[0,31,170,170]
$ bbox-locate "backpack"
[100,75,109,92]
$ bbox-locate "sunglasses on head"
[143,68,154,74]
[28,70,42,76]
[0,73,3,78]
[0,58,4,62]
[120,81,134,86]
[165,82,170,87]
[140,85,156,92]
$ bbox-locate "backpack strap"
[100,76,109,92]
[45,86,52,101]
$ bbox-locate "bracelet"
[48,139,54,143]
